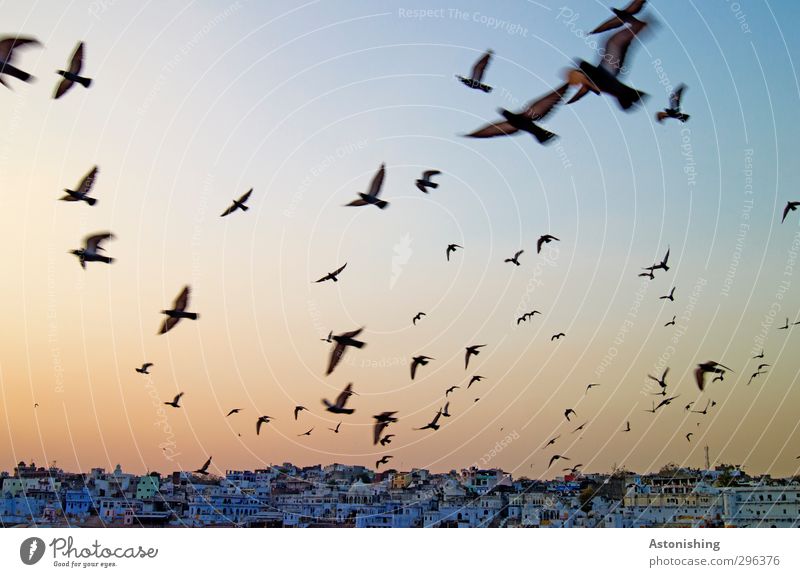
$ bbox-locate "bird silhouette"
[379,434,394,446]
[375,455,393,469]
[54,41,92,99]
[321,331,333,343]
[135,363,153,374]
[752,349,765,359]
[548,454,570,468]
[543,435,560,448]
[164,392,184,408]
[686,432,694,443]
[325,328,366,375]
[297,428,314,437]
[589,0,647,34]
[656,83,690,123]
[442,402,451,418]
[323,383,356,415]
[256,416,274,435]
[415,409,443,431]
[416,170,441,193]
[220,188,253,217]
[551,333,565,341]
[193,456,212,476]
[158,286,198,334]
[465,84,571,144]
[456,49,493,92]
[373,412,399,444]
[664,315,676,327]
[446,244,462,261]
[747,370,767,386]
[572,422,588,433]
[566,17,649,110]
[504,250,524,266]
[345,163,388,209]
[411,355,434,380]
[0,36,40,88]
[691,400,711,415]
[329,421,342,434]
[782,201,800,223]
[71,232,114,269]
[654,395,680,411]
[564,408,576,422]
[639,269,655,280]
[623,421,631,432]
[412,312,426,325]
[647,247,670,272]
[695,361,733,391]
[537,234,560,254]
[225,408,242,417]
[467,375,484,388]
[660,287,676,301]
[516,310,542,325]
[294,406,307,420]
[445,385,460,397]
[778,318,789,330]
[465,345,486,369]
[647,367,669,390]
[61,166,99,205]
[314,263,347,283]
[585,383,601,394]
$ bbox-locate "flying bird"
[654,395,680,411]
[345,163,388,209]
[193,456,212,476]
[379,434,394,446]
[564,408,576,422]
[325,328,366,375]
[639,269,655,280]
[321,331,333,343]
[589,0,647,34]
[71,232,115,269]
[412,312,426,325]
[537,234,560,254]
[691,400,711,416]
[445,385,460,397]
[664,315,676,327]
[54,41,92,99]
[695,361,733,391]
[158,286,199,334]
[297,428,314,437]
[551,333,565,341]
[660,287,676,301]
[415,409,443,431]
[571,422,587,433]
[465,84,571,144]
[220,188,253,217]
[456,49,493,92]
[566,17,649,110]
[415,170,441,193]
[373,412,399,444]
[329,421,342,434]
[375,455,393,469]
[0,36,40,88]
[778,318,789,330]
[294,406,307,420]
[464,345,486,369]
[585,383,601,394]
[61,166,99,205]
[548,454,569,468]
[225,408,243,417]
[623,421,631,432]
[467,375,484,388]
[314,263,347,283]
[686,432,694,443]
[446,244,462,261]
[782,201,800,223]
[752,349,765,359]
[323,383,356,415]
[256,416,274,435]
[442,402,451,418]
[164,392,184,408]
[656,83,690,123]
[543,435,561,448]
[647,367,669,390]
[504,250,524,266]
[411,355,434,380]
[135,363,153,374]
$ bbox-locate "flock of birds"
[5,0,799,477]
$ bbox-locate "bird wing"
[238,188,253,203]
[173,285,190,311]
[69,42,84,74]
[522,83,571,121]
[367,164,385,197]
[600,18,648,76]
[470,50,492,82]
[345,198,368,206]
[0,37,40,63]
[327,343,346,375]
[158,316,179,334]
[334,383,353,408]
[537,237,545,253]
[590,15,624,34]
[430,410,442,426]
[78,166,99,195]
[53,77,74,100]
[256,418,263,435]
[410,359,419,380]
[783,203,792,222]
[694,367,705,391]
[84,232,113,252]
[198,456,211,472]
[142,363,153,370]
[670,84,685,109]
[625,0,647,15]
[464,120,519,138]
[340,327,363,340]
[422,170,440,180]
[220,203,236,217]
[333,262,347,276]
[374,421,389,445]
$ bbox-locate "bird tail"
[185,312,199,320]
[240,205,249,211]
[427,182,439,189]
[99,256,114,264]
[618,88,648,110]
[77,77,92,88]
[530,124,558,144]
[84,196,97,206]
[375,200,389,209]
[679,113,690,123]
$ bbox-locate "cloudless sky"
[1,0,799,478]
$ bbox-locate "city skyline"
[1,1,800,480]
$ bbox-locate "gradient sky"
[1,0,799,478]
